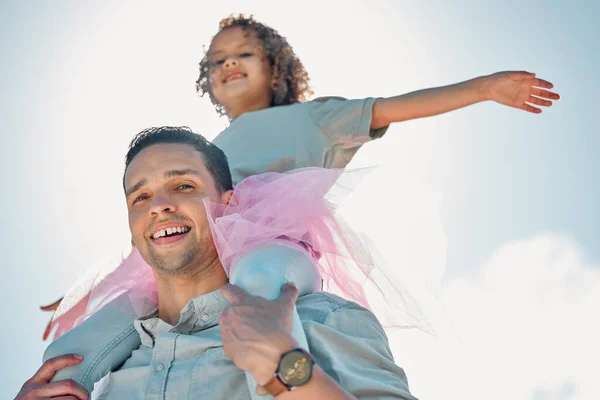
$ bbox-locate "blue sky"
[1,1,598,399]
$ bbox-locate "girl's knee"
[230,244,321,300]
[230,261,284,300]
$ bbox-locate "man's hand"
[483,71,560,113]
[14,354,89,400]
[220,283,299,386]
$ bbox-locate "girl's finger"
[532,78,554,89]
[528,95,553,107]
[532,88,560,100]
[522,103,542,114]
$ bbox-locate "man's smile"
[149,224,192,245]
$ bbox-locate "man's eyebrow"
[125,179,147,197]
[125,169,203,196]
[165,169,203,179]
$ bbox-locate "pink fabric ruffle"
[48,167,428,340]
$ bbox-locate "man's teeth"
[152,226,190,239]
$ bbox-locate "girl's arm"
[371,71,560,130]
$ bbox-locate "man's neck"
[153,257,228,325]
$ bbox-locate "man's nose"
[149,193,176,216]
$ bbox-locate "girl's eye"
[209,59,225,68]
[239,52,253,58]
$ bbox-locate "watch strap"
[262,375,289,397]
[262,348,315,397]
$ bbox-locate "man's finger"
[26,379,89,400]
[29,354,84,384]
[278,282,299,306]
[256,385,269,396]
[220,283,249,304]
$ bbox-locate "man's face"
[124,143,229,274]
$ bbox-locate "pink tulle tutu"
[48,167,428,340]
[48,249,157,340]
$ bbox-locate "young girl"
[42,14,559,394]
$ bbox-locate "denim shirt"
[92,290,417,400]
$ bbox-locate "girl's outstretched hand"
[484,71,560,113]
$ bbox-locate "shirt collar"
[134,289,230,347]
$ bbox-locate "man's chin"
[146,248,197,275]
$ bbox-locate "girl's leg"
[43,294,141,393]
[228,242,321,350]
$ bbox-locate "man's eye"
[176,184,194,190]
[133,194,148,204]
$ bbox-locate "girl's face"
[208,26,273,116]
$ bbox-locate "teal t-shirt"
[212,97,387,185]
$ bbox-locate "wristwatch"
[262,348,315,396]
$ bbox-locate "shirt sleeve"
[309,96,389,143]
[305,298,418,400]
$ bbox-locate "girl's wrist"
[472,75,493,102]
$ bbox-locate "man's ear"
[221,190,234,205]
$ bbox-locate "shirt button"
[201,314,209,321]
[154,364,164,372]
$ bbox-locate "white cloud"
[390,234,600,400]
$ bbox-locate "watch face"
[278,350,313,387]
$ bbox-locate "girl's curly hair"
[196,14,313,117]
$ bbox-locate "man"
[16,127,417,399]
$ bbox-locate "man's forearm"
[371,76,489,129]
[276,365,357,400]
